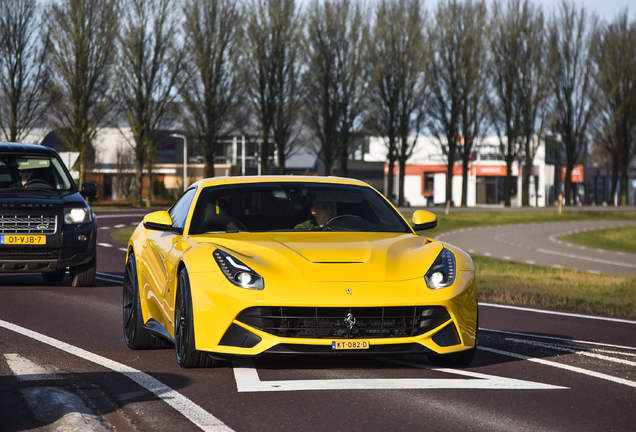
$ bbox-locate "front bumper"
[186,270,477,357]
[0,221,96,272]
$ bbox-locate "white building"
[365,136,550,207]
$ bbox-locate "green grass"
[110,226,136,245]
[475,255,636,318]
[561,226,636,255]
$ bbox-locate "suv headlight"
[213,249,264,290]
[425,247,456,289]
[64,207,92,224]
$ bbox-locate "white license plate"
[331,340,370,350]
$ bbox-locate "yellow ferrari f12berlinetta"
[123,176,477,368]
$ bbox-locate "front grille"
[0,214,57,234]
[237,306,451,339]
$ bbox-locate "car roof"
[0,142,59,156]
[192,175,371,189]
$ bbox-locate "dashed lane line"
[480,346,636,389]
[0,319,233,432]
[536,248,636,269]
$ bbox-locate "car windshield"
[189,182,412,234]
[0,154,75,191]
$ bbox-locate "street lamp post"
[170,134,187,192]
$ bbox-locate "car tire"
[175,267,215,368]
[123,252,171,350]
[42,270,65,282]
[69,253,97,287]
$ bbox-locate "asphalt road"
[1,209,635,432]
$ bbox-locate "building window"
[423,172,434,194]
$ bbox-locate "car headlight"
[425,247,455,289]
[64,207,92,224]
[213,249,264,290]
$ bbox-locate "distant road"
[435,219,636,277]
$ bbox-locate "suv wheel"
[70,254,97,287]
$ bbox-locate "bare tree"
[490,0,551,207]
[488,0,524,207]
[367,0,426,204]
[548,1,598,205]
[304,0,369,177]
[117,0,183,207]
[518,2,551,207]
[47,0,119,184]
[243,0,303,175]
[426,0,465,206]
[457,0,489,207]
[592,10,636,206]
[0,0,51,142]
[180,0,243,179]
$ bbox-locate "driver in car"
[295,199,337,229]
[19,168,34,187]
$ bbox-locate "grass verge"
[561,226,636,255]
[110,226,136,245]
[475,256,636,318]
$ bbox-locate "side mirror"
[143,211,180,232]
[412,210,437,231]
[80,182,97,197]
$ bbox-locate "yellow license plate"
[1,235,46,245]
[332,340,370,350]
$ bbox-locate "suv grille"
[0,214,57,234]
[237,306,451,339]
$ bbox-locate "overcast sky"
[300,1,633,23]
[526,0,631,21]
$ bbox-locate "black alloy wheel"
[122,252,171,350]
[174,267,215,368]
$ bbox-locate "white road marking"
[4,353,62,381]
[231,358,565,392]
[483,328,636,352]
[505,339,636,367]
[536,248,636,269]
[119,247,127,252]
[114,224,125,228]
[97,272,123,280]
[96,272,124,284]
[97,243,113,248]
[480,346,636,389]
[0,319,233,432]
[526,260,535,265]
[480,303,636,325]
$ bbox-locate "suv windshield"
[0,155,74,191]
[189,182,412,234]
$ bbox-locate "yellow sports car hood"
[187,232,449,283]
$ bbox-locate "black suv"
[0,142,97,286]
